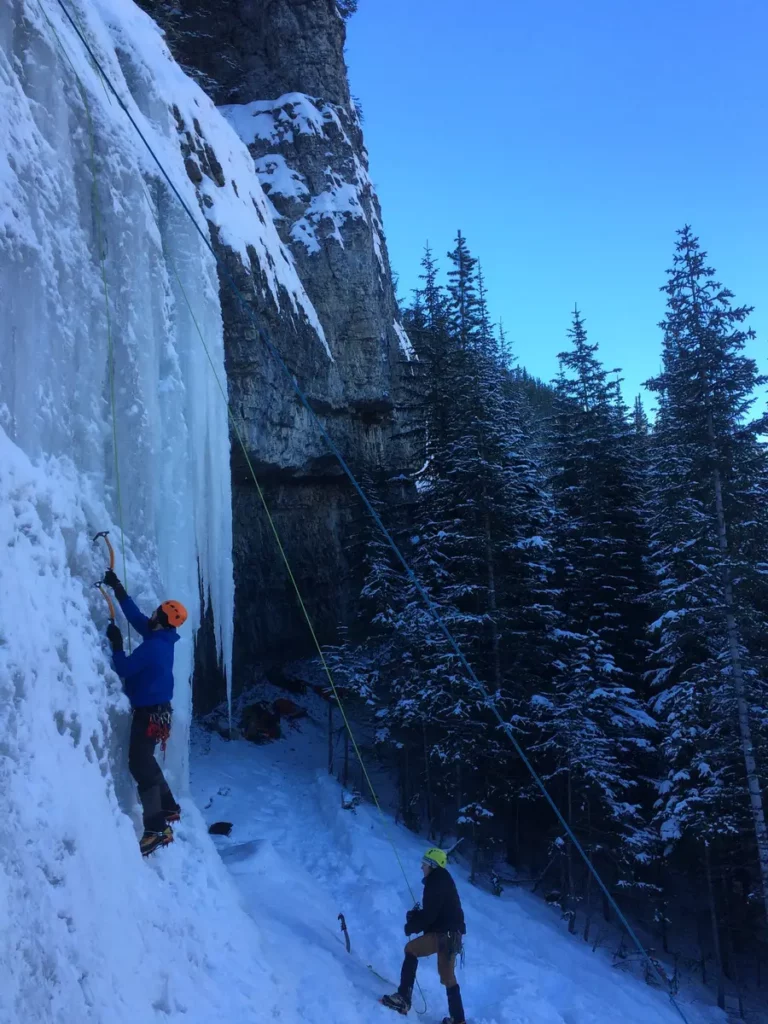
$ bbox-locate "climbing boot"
[164,803,181,823]
[444,984,466,1024]
[381,991,411,1015]
[140,826,173,856]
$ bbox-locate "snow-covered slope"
[192,702,725,1024]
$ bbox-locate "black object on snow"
[209,821,233,836]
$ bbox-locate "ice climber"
[103,569,187,857]
[382,847,467,1024]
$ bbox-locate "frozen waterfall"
[0,0,238,780]
[0,1,326,1017]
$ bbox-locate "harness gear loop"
[146,705,172,756]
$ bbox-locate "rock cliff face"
[136,0,412,710]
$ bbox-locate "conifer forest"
[329,225,768,997]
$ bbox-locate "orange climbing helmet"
[158,600,188,628]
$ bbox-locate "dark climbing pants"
[128,705,176,833]
[399,933,466,1020]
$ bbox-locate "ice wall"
[0,0,325,1016]
[0,0,237,783]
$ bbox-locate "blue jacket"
[112,596,178,708]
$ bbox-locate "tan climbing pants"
[404,932,457,988]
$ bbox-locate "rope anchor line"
[47,4,689,1020]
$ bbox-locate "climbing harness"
[146,703,172,756]
[46,6,690,1020]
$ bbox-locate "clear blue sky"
[346,0,768,404]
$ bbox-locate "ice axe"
[338,913,351,953]
[92,530,116,621]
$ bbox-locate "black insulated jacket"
[407,867,466,936]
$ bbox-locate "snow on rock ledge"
[222,92,388,276]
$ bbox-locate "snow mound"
[193,710,726,1024]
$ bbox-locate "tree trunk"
[705,841,726,1011]
[583,865,594,944]
[402,744,410,826]
[514,798,520,866]
[566,765,576,934]
[709,440,768,926]
[343,728,350,790]
[583,800,593,943]
[470,824,479,884]
[484,511,501,690]
[697,909,708,986]
[655,862,670,954]
[422,722,434,839]
[327,703,334,775]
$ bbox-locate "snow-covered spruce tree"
[336,0,359,19]
[397,236,558,846]
[634,394,651,437]
[342,237,556,845]
[645,227,768,927]
[530,309,655,922]
[549,308,651,684]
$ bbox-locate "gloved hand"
[103,569,127,601]
[404,908,419,936]
[106,622,123,652]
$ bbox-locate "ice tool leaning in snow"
[100,563,187,857]
[381,848,467,1024]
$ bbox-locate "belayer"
[382,847,467,1024]
[102,569,187,857]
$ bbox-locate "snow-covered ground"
[191,697,725,1024]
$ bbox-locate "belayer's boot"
[140,826,174,857]
[442,984,466,1024]
[381,991,411,1015]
